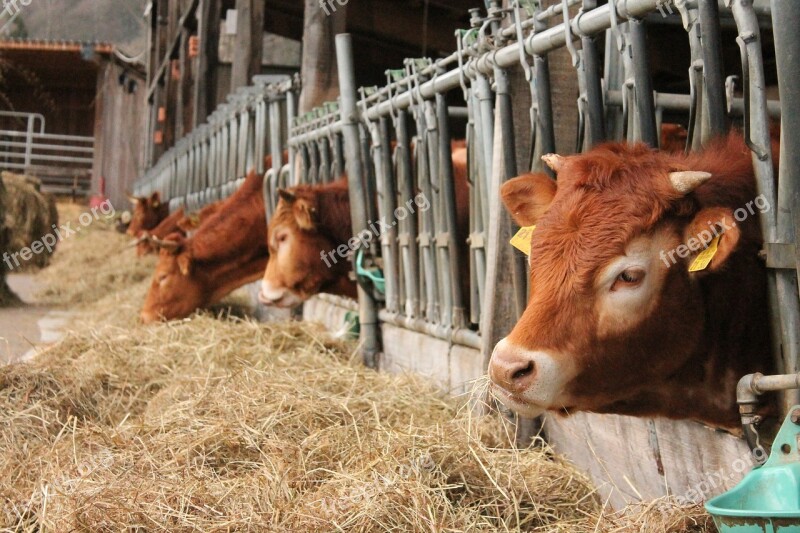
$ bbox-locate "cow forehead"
[528,177,675,298]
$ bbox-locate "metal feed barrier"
[133,0,800,418]
[0,110,94,196]
[133,74,298,220]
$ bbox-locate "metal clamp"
[736,31,770,161]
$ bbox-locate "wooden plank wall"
[91,60,147,209]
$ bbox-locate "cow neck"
[314,185,353,245]
[207,254,269,304]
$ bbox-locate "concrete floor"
[0,273,68,364]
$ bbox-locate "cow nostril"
[511,361,535,381]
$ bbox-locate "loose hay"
[10,198,719,532]
[35,205,156,307]
[0,317,606,532]
[2,172,58,271]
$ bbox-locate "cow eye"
[276,232,288,245]
[612,268,645,290]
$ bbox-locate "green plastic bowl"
[706,406,800,533]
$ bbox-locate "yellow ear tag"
[510,225,536,256]
[688,234,721,272]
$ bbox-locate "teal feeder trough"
[706,405,800,532]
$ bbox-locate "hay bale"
[1,171,59,271]
[0,174,20,306]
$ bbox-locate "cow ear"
[684,207,740,272]
[177,253,192,276]
[293,198,317,230]
[500,173,557,227]
[278,189,296,203]
[150,191,161,209]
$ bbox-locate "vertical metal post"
[286,89,297,186]
[395,109,421,318]
[24,114,34,169]
[698,0,728,137]
[731,0,799,413]
[270,99,283,198]
[494,63,527,319]
[435,84,465,328]
[580,0,606,148]
[371,116,400,314]
[336,34,381,368]
[629,19,658,147]
[769,0,800,409]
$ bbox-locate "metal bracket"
[760,243,799,270]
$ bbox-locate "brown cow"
[489,132,776,429]
[140,170,268,323]
[135,202,223,256]
[135,208,185,257]
[258,143,470,308]
[127,191,170,237]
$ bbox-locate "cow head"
[489,141,757,422]
[140,233,208,323]
[127,191,163,236]
[259,182,354,308]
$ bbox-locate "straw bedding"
[0,203,717,532]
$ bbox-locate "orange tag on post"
[688,235,721,272]
[510,225,536,256]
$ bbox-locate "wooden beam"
[299,0,347,112]
[146,0,200,101]
[193,0,221,126]
[231,0,265,91]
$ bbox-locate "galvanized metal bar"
[731,0,799,415]
[493,59,527,320]
[336,33,382,369]
[628,18,658,147]
[269,98,283,207]
[579,0,607,148]
[435,82,466,328]
[604,89,781,117]
[378,309,481,349]
[424,94,453,328]
[699,0,729,136]
[768,0,800,409]
[368,115,400,314]
[358,0,662,123]
[393,109,420,319]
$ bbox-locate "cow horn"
[668,171,712,194]
[542,153,565,172]
[126,234,148,248]
[149,236,180,252]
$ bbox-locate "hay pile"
[1,317,604,532]
[5,195,717,532]
[1,171,58,270]
[35,204,156,307]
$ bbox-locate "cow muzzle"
[488,338,570,417]
[259,280,303,308]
